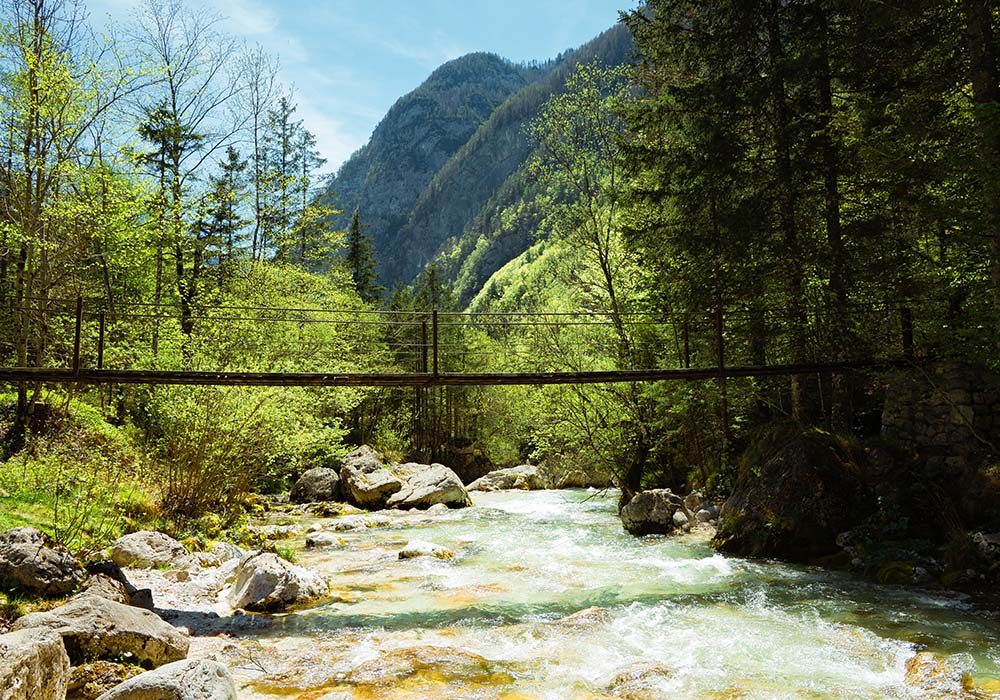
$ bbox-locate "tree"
[345,209,382,303]
[131,0,240,358]
[0,0,146,435]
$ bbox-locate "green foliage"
[0,395,153,552]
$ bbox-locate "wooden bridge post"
[900,306,914,359]
[432,309,439,377]
[683,318,691,368]
[72,296,83,377]
[715,305,731,444]
[421,321,429,373]
[98,311,106,370]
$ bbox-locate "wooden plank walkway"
[0,358,917,387]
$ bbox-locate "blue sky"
[88,0,634,174]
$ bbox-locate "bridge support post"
[72,297,83,377]
[900,306,914,359]
[98,311,106,370]
[432,309,439,377]
[715,305,731,446]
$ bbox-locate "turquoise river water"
[222,489,1000,699]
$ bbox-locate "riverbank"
[14,488,991,699]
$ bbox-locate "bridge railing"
[1,296,981,382]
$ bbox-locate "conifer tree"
[345,209,383,303]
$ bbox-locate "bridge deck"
[0,359,916,387]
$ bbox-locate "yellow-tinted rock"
[556,606,612,626]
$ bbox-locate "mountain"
[321,24,633,297]
[321,52,549,286]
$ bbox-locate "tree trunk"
[964,0,1000,323]
[816,7,852,434]
[767,0,807,421]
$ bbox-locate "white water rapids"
[194,489,1000,699]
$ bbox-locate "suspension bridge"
[0,296,938,388]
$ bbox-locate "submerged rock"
[398,540,454,560]
[620,489,685,536]
[556,606,611,626]
[305,532,346,549]
[289,467,341,504]
[12,593,189,668]
[108,531,196,571]
[228,552,327,612]
[604,661,675,700]
[94,658,236,700]
[467,464,547,491]
[903,651,980,699]
[387,463,472,509]
[340,446,404,509]
[346,646,508,690]
[0,627,71,700]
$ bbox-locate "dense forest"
[0,0,998,560]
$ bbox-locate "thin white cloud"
[214,0,279,35]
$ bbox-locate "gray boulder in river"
[339,446,404,509]
[620,489,686,536]
[0,526,85,597]
[12,592,189,668]
[228,552,328,612]
[0,627,71,700]
[387,463,472,509]
[467,464,546,491]
[289,466,341,504]
[94,658,236,700]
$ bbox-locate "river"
[215,489,1000,699]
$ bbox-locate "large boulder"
[620,489,685,536]
[714,432,876,561]
[108,531,196,570]
[339,446,404,509]
[0,627,71,700]
[94,659,236,700]
[0,533,85,596]
[467,465,546,492]
[12,593,189,668]
[289,467,341,504]
[228,552,327,612]
[387,463,472,509]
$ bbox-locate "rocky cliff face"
[321,52,536,288]
[321,26,632,295]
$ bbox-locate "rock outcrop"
[0,627,71,700]
[714,432,875,561]
[467,464,546,492]
[67,661,143,700]
[340,446,404,509]
[227,552,327,612]
[94,659,236,700]
[108,531,196,571]
[0,526,84,597]
[12,593,189,668]
[620,489,686,536]
[387,463,472,509]
[289,467,341,504]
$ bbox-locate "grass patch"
[0,394,160,554]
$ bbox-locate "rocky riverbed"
[3,486,1000,699]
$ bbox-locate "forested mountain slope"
[322,25,632,292]
[321,53,544,287]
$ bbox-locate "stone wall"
[882,362,1000,472]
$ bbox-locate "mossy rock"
[714,429,876,562]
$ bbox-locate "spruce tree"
[345,209,383,303]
